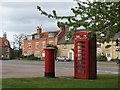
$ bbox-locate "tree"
[13,34,27,57]
[37,0,120,43]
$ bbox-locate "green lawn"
[2,74,118,88]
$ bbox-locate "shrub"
[97,55,107,61]
[20,55,25,58]
[111,57,119,64]
[41,57,45,61]
[27,54,38,60]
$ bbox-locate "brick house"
[23,26,66,58]
[0,32,11,60]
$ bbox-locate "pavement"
[1,60,119,78]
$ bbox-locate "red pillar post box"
[74,31,97,79]
[44,47,56,78]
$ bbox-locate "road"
[1,60,119,78]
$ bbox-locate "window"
[27,35,32,40]
[27,51,32,56]
[34,51,40,57]
[97,44,101,48]
[48,33,55,38]
[35,35,40,39]
[6,54,9,59]
[65,36,69,40]
[97,53,101,56]
[72,45,74,48]
[62,54,67,57]
[6,47,9,52]
[42,42,45,48]
[28,43,31,49]
[42,52,45,57]
[4,41,8,45]
[62,45,67,50]
[106,53,111,57]
[49,41,53,45]
[36,42,39,49]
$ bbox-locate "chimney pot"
[3,32,7,39]
[60,26,65,31]
[37,26,42,34]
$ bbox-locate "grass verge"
[2,74,118,88]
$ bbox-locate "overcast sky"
[0,0,81,44]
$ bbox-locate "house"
[57,27,88,60]
[57,26,74,60]
[57,28,119,61]
[23,26,66,58]
[97,32,119,61]
[0,32,11,60]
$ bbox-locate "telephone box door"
[75,39,89,78]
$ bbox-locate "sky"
[0,0,82,44]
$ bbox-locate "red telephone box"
[44,47,56,78]
[74,31,97,79]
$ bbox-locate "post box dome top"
[44,47,56,50]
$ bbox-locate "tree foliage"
[37,0,120,43]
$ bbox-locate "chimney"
[37,26,42,34]
[65,25,69,31]
[60,26,65,32]
[60,26,69,32]
[3,32,7,39]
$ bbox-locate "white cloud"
[0,2,77,43]
[0,0,75,2]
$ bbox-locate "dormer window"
[48,33,54,38]
[48,33,57,38]
[4,41,8,45]
[35,35,40,39]
[27,35,32,40]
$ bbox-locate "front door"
[69,52,72,60]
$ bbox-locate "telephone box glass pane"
[82,45,85,48]
[77,70,85,73]
[78,50,82,52]
[78,41,85,44]
[78,46,82,48]
[78,58,82,60]
[78,54,82,56]
[77,66,82,68]
[77,62,82,64]
[82,62,85,64]
[82,50,85,52]
[82,54,85,56]
[78,41,83,44]
[82,57,85,60]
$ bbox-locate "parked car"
[56,56,71,61]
